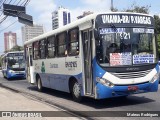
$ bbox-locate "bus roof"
[24,12,153,46]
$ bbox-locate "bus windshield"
[96,28,157,67]
[7,54,25,69]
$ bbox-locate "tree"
[111,7,118,12]
[153,15,160,55]
[154,15,160,34]
[113,3,150,14]
[123,4,150,14]
[6,45,24,52]
[10,45,24,52]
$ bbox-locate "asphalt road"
[0,72,160,120]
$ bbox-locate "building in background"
[4,31,17,51]
[52,6,71,30]
[77,11,93,19]
[21,24,44,43]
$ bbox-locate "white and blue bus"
[1,51,26,79]
[24,12,159,102]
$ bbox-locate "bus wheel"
[71,81,82,102]
[37,76,43,92]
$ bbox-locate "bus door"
[26,47,35,84]
[82,30,93,96]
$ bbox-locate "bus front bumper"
[96,80,159,99]
[7,72,26,79]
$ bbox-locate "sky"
[0,0,160,54]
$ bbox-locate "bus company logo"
[65,61,77,68]
[41,61,45,73]
[50,63,58,68]
[126,67,139,71]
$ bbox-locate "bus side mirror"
[94,29,99,39]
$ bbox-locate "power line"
[0,20,17,33]
[0,16,7,24]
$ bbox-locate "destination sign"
[8,53,23,57]
[101,15,151,24]
[96,14,154,27]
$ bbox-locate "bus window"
[39,39,46,59]
[68,28,79,56]
[33,41,40,59]
[47,36,56,58]
[57,32,67,57]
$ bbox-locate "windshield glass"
[7,54,25,69]
[96,28,157,67]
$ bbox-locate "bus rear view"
[95,13,159,99]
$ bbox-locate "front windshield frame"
[96,27,158,67]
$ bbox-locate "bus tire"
[71,80,82,102]
[36,76,43,92]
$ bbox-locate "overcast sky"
[0,0,160,54]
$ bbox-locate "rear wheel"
[71,81,82,102]
[37,76,43,92]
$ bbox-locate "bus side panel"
[38,73,82,93]
[33,57,83,94]
[36,72,83,93]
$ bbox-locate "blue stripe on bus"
[155,64,159,71]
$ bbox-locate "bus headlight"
[150,73,159,83]
[96,77,114,87]
[9,70,15,73]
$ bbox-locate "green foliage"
[156,34,160,55]
[153,15,160,55]
[8,45,24,52]
[154,15,160,34]
[123,3,150,14]
[111,7,118,12]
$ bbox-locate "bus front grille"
[110,69,152,79]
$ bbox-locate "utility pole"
[111,0,113,12]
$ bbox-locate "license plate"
[128,86,138,91]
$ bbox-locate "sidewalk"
[0,87,81,120]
